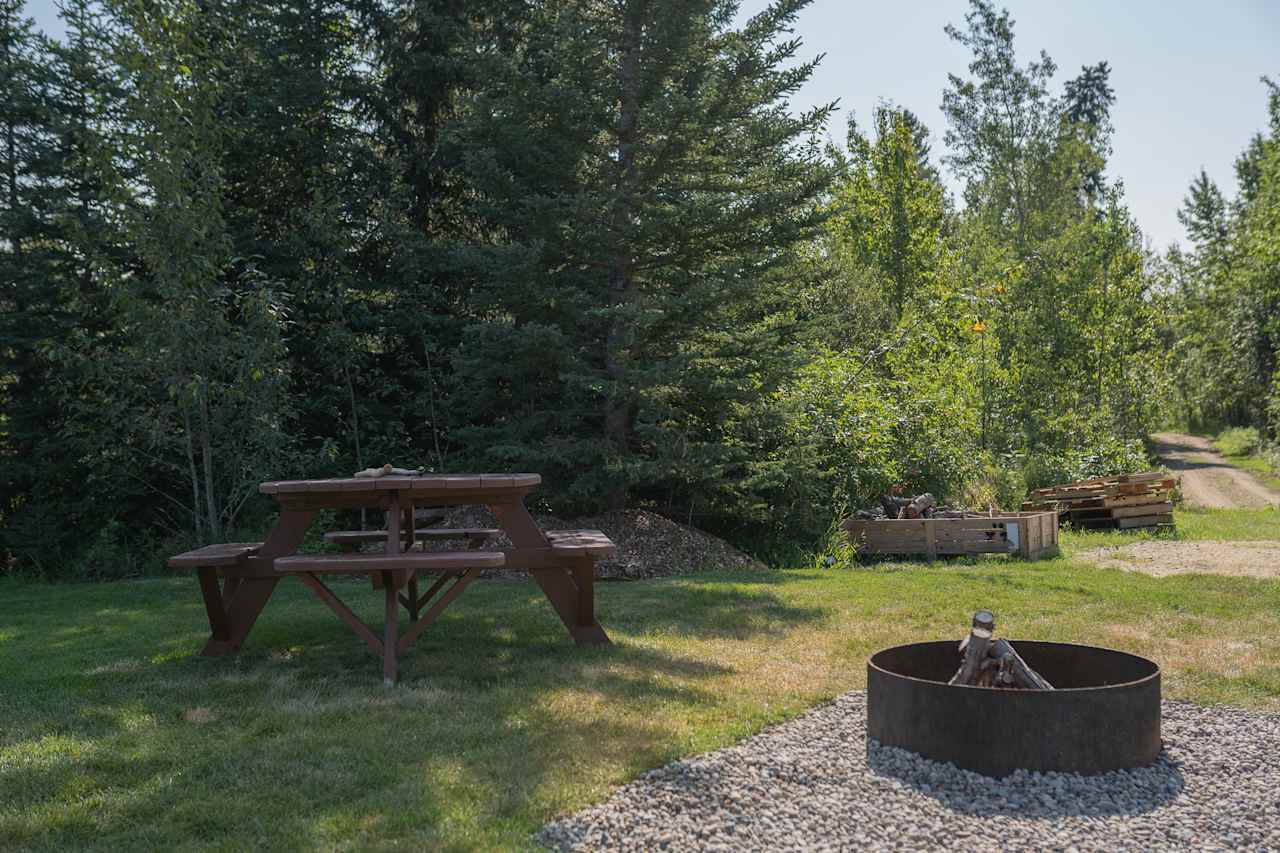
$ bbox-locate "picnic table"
[168,473,615,684]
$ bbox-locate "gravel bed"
[537,691,1280,851]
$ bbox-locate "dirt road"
[1151,432,1280,509]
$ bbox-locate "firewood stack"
[949,610,1054,690]
[852,492,994,521]
[1020,472,1175,531]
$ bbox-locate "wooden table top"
[260,473,542,495]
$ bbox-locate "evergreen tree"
[453,0,835,514]
[1178,169,1230,262]
[0,0,75,569]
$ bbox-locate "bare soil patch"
[1080,539,1280,578]
[1151,432,1280,509]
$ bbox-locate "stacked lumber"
[1020,471,1175,531]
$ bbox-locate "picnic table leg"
[404,574,421,621]
[202,578,278,656]
[201,508,313,656]
[197,567,232,643]
[571,557,594,627]
[489,499,610,647]
[382,570,399,687]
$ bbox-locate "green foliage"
[1217,426,1263,458]
[450,0,837,513]
[1018,434,1151,492]
[1165,79,1280,434]
[958,461,1027,512]
[0,0,1217,574]
[829,105,947,315]
[740,349,982,543]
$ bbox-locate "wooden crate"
[843,511,1059,561]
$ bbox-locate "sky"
[744,0,1279,252]
[21,0,1280,250]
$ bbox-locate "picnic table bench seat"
[167,542,263,570]
[545,529,617,558]
[274,550,505,574]
[323,528,501,549]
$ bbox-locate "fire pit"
[867,640,1161,777]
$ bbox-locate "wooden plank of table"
[261,473,542,495]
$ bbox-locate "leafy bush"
[77,520,155,581]
[740,349,982,545]
[1020,435,1152,492]
[959,459,1029,510]
[1217,426,1263,458]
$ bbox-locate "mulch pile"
[439,507,767,580]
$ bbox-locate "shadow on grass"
[0,573,830,850]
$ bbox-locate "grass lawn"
[1212,430,1280,492]
[1062,506,1280,546]
[5,514,1280,850]
[1218,450,1280,492]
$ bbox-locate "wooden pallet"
[1021,471,1176,532]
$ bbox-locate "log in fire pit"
[868,628,1161,778]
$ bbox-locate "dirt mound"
[442,507,767,579]
[1079,539,1280,578]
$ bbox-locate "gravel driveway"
[537,691,1280,851]
[1152,432,1280,509]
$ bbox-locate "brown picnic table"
[167,473,615,684]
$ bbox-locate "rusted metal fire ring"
[867,641,1161,778]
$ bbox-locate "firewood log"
[881,495,912,518]
[995,652,1016,687]
[899,493,936,519]
[989,638,1054,690]
[949,626,993,685]
[958,610,996,655]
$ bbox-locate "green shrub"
[1020,436,1152,491]
[1217,426,1262,457]
[77,519,158,581]
[959,459,1028,510]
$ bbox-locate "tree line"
[1162,80,1280,441]
[2,0,1251,578]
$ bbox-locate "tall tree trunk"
[604,3,642,512]
[5,68,20,265]
[1097,244,1108,409]
[182,403,205,542]
[197,382,222,542]
[343,361,367,529]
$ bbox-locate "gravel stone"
[536,692,1280,851]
